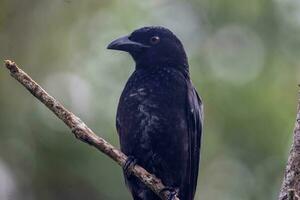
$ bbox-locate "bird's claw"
[159,187,178,200]
[123,156,137,177]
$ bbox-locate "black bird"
[107,26,203,200]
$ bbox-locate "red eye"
[150,36,160,44]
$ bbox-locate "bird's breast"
[117,67,189,153]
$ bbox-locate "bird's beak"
[107,35,150,52]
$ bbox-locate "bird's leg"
[159,187,178,200]
[123,156,137,177]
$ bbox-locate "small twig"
[279,90,300,200]
[3,60,179,200]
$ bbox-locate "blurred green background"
[0,0,299,199]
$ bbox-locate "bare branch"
[279,90,300,200]
[3,60,179,200]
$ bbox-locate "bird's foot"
[123,156,137,177]
[159,187,178,200]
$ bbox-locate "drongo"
[107,26,203,200]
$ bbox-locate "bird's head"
[107,26,188,69]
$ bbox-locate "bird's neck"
[135,62,190,79]
[135,60,189,72]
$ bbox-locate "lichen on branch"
[279,91,300,200]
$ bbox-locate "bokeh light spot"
[0,160,17,200]
[206,25,265,84]
[37,73,93,131]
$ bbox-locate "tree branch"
[279,90,300,200]
[3,60,179,200]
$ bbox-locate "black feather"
[109,26,203,200]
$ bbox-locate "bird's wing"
[184,82,203,200]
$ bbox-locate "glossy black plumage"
[108,26,203,200]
